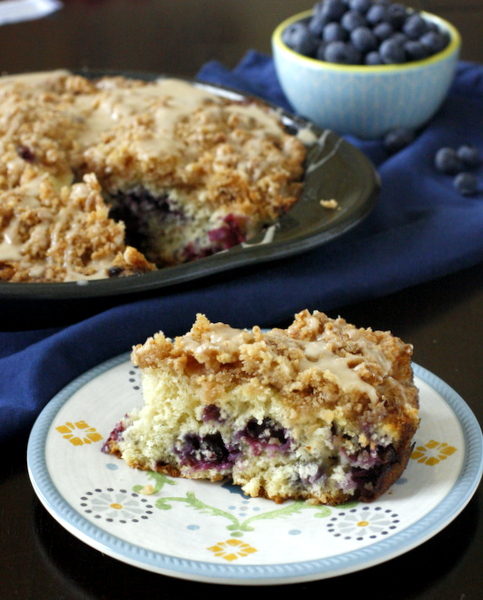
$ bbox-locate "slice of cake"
[103,310,419,505]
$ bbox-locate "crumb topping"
[0,172,156,281]
[131,310,419,437]
[0,71,306,282]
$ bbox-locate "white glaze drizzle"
[182,322,379,400]
[0,72,290,280]
[306,130,344,175]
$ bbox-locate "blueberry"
[202,404,223,422]
[383,127,415,154]
[456,144,481,168]
[282,22,319,56]
[324,40,360,63]
[420,30,448,55]
[208,214,245,249]
[341,9,367,31]
[404,39,430,61]
[345,43,362,64]
[318,0,347,22]
[179,432,231,467]
[434,147,462,174]
[386,3,408,29]
[373,21,394,41]
[323,21,349,43]
[241,417,290,448]
[365,50,383,65]
[323,40,346,62]
[425,20,440,34]
[402,13,428,40]
[315,40,328,60]
[366,3,388,25]
[454,172,478,196]
[17,145,35,162]
[379,37,406,64]
[107,266,123,277]
[309,13,330,37]
[390,32,409,45]
[348,0,371,13]
[312,0,324,14]
[351,26,377,53]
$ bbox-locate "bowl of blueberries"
[272,0,461,139]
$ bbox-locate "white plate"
[27,355,483,585]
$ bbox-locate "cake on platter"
[0,70,306,282]
[103,310,419,506]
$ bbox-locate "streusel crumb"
[0,71,307,281]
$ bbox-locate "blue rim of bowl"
[272,9,461,73]
[27,358,483,585]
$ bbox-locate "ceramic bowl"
[272,9,461,139]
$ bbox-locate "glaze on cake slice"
[103,310,419,505]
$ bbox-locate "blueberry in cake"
[0,70,306,282]
[103,310,419,505]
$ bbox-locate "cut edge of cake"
[0,71,307,282]
[103,310,419,506]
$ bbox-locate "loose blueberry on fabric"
[435,145,481,196]
[456,145,481,168]
[454,172,478,196]
[434,147,462,174]
[282,0,450,65]
[383,127,415,154]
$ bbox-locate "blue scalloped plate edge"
[27,357,483,585]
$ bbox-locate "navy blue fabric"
[2,52,483,442]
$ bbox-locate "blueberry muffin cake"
[103,310,419,505]
[0,70,306,282]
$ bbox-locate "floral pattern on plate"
[28,354,482,584]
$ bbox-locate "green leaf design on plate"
[151,481,336,537]
[132,471,177,494]
[226,502,333,536]
[133,472,358,537]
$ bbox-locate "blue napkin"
[2,52,483,442]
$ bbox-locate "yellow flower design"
[207,539,257,562]
[411,440,457,466]
[56,421,103,446]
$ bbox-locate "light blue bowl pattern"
[272,11,461,139]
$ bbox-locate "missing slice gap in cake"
[0,70,306,282]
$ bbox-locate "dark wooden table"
[1,1,482,598]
